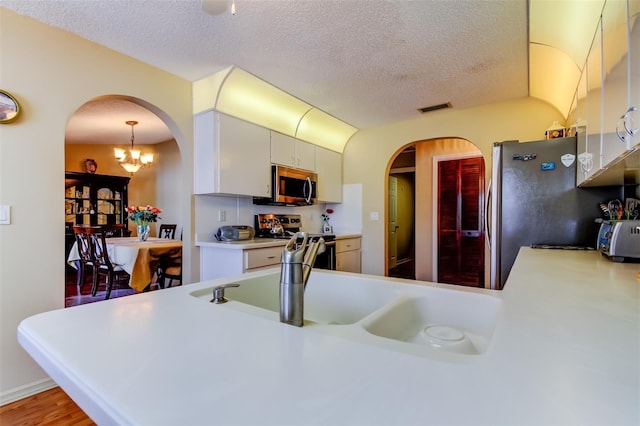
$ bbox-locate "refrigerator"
[489,137,623,290]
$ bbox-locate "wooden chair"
[155,224,181,289]
[158,224,177,239]
[72,225,101,296]
[73,225,130,300]
[157,246,182,289]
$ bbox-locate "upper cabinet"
[270,131,316,171]
[194,111,271,197]
[194,110,344,202]
[315,146,343,203]
[577,0,640,187]
[602,0,633,164]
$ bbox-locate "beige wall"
[0,9,193,402]
[343,98,564,277]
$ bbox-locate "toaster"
[597,220,640,262]
[215,225,255,242]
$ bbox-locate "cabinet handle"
[617,106,639,144]
[267,256,276,259]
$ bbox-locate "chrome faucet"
[280,232,325,327]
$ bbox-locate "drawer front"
[336,238,361,253]
[244,246,282,270]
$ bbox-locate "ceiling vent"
[418,102,452,114]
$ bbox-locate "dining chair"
[157,246,182,289]
[73,225,130,299]
[72,225,101,296]
[158,224,177,239]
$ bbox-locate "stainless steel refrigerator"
[489,137,623,290]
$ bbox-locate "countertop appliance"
[215,225,255,241]
[596,220,640,262]
[255,213,336,269]
[490,137,624,290]
[253,165,317,206]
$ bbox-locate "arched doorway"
[64,96,183,306]
[386,138,486,287]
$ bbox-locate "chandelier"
[114,120,154,174]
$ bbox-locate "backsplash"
[195,194,327,242]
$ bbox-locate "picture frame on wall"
[0,90,21,124]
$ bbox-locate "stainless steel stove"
[254,213,336,269]
[254,213,303,239]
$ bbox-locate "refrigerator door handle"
[490,144,502,290]
[485,179,492,248]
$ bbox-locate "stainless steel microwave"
[254,165,317,206]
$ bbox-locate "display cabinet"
[65,172,130,230]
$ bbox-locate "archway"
[386,137,485,286]
[64,95,184,306]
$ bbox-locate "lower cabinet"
[335,237,361,273]
[244,246,282,271]
[200,237,361,281]
[200,244,283,280]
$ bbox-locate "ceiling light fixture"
[201,0,236,15]
[114,120,154,174]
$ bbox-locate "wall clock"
[0,90,21,124]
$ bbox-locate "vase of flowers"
[321,208,334,235]
[126,205,161,241]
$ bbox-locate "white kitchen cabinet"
[335,237,361,273]
[601,0,633,165]
[270,131,316,171]
[585,16,604,171]
[194,111,271,197]
[200,244,284,280]
[315,146,343,203]
[630,0,640,123]
[578,0,640,187]
[574,72,594,185]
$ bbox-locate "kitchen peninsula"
[18,248,639,425]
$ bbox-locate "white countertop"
[18,248,640,425]
[196,233,361,249]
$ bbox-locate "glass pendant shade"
[115,120,154,174]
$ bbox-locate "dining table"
[67,237,182,292]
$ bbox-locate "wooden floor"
[388,258,415,280]
[0,387,94,426]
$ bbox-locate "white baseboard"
[0,377,57,406]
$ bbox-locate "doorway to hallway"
[386,138,485,287]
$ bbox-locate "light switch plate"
[0,205,10,224]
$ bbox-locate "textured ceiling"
[1,0,529,144]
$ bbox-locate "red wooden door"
[437,157,485,287]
